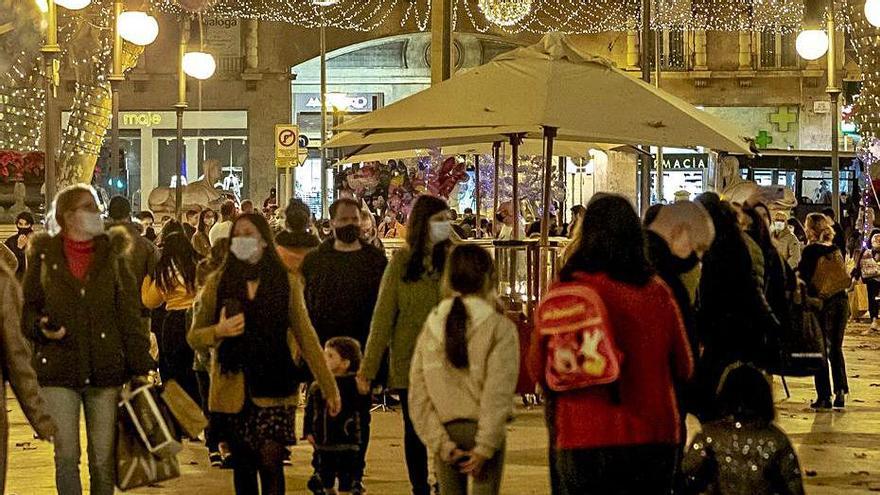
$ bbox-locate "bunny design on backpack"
[538,281,622,392]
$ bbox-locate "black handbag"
[770,280,827,377]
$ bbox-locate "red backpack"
[536,279,623,392]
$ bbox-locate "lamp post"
[175,19,215,218]
[797,0,840,221]
[109,0,124,198]
[111,7,158,198]
[41,0,62,205]
[175,19,189,219]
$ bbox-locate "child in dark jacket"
[306,337,371,495]
[680,362,805,495]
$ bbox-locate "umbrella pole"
[474,154,481,239]
[540,127,557,296]
[510,134,523,240]
[493,141,501,234]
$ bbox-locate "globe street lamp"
[182,51,217,80]
[866,0,880,27]
[117,11,160,46]
[54,0,91,10]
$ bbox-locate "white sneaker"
[872,319,880,331]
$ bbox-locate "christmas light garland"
[150,0,834,34]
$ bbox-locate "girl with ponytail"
[408,244,519,495]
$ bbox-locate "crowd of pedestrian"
[0,181,863,495]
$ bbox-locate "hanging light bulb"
[182,51,216,80]
[867,0,880,27]
[796,29,829,60]
[117,11,160,46]
[54,0,92,10]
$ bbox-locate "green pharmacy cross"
[769,106,798,133]
[755,130,773,149]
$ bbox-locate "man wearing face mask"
[770,211,802,270]
[300,198,387,492]
[5,212,34,279]
[644,201,716,363]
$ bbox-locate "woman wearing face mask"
[23,184,154,495]
[358,195,453,495]
[189,213,340,495]
[853,230,880,331]
[378,211,406,239]
[771,211,802,270]
[192,208,217,258]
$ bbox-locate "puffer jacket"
[408,296,519,461]
[22,229,154,388]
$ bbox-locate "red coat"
[529,272,693,450]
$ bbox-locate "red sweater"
[63,237,95,281]
[529,272,693,450]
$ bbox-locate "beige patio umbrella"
[326,32,753,293]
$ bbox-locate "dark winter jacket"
[301,239,387,346]
[304,374,370,451]
[645,231,698,359]
[22,229,154,389]
[681,419,804,495]
[107,221,159,315]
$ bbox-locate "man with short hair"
[135,210,157,242]
[301,197,388,494]
[183,209,199,239]
[209,200,237,246]
[107,196,161,348]
[240,199,256,215]
[5,212,34,279]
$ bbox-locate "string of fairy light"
[151,0,824,34]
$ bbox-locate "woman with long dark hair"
[530,194,693,495]
[358,195,453,495]
[189,213,339,495]
[23,184,153,495]
[409,245,519,495]
[192,208,217,258]
[142,220,201,401]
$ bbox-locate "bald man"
[644,201,715,361]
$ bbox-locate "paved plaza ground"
[5,323,880,494]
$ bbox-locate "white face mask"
[230,236,261,264]
[429,220,452,244]
[772,221,786,232]
[75,210,105,238]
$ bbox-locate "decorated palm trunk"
[56,41,143,189]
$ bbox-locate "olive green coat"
[361,248,442,390]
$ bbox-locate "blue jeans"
[42,386,120,495]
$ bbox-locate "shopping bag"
[115,409,180,491]
[862,256,880,280]
[812,251,851,299]
[119,383,182,458]
[770,281,827,377]
[850,282,869,320]
[161,380,208,440]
